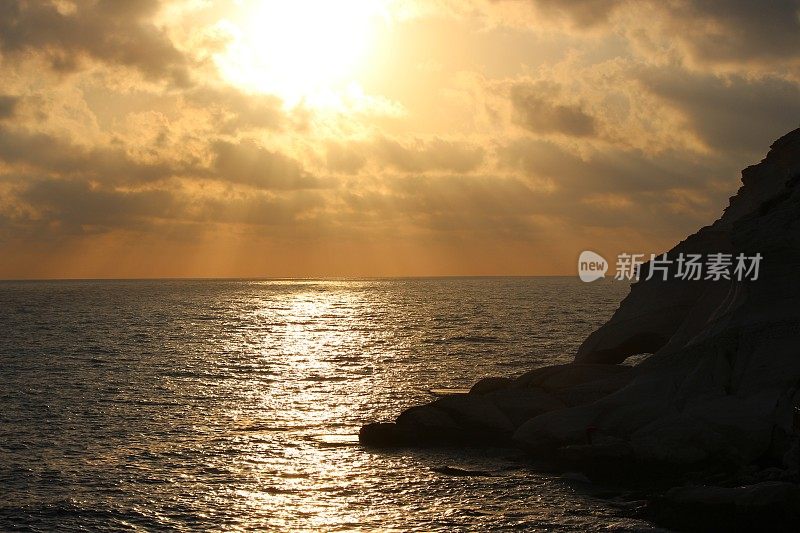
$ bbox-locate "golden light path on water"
[227,284,385,529]
[0,278,662,531]
[204,279,642,530]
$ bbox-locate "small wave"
[234,424,291,433]
[301,375,350,382]
[192,314,221,321]
[307,434,359,447]
[426,335,505,345]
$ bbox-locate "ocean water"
[0,277,662,531]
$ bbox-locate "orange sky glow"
[1,0,799,278]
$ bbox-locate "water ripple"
[0,278,660,531]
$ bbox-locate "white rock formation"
[362,128,800,472]
[516,128,800,466]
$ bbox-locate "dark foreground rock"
[649,482,800,532]
[575,128,800,365]
[359,128,800,529]
[359,362,632,448]
[431,465,496,477]
[508,128,800,470]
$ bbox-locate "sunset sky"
[1,0,799,278]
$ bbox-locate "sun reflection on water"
[226,283,389,528]
[2,278,652,531]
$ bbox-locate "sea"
[0,277,666,531]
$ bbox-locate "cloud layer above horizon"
[1,0,799,278]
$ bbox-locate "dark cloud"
[506,0,800,63]
[326,142,367,174]
[669,0,800,65]
[392,175,541,215]
[326,137,485,174]
[0,0,192,84]
[185,86,287,133]
[491,135,748,238]
[337,170,712,242]
[374,137,485,173]
[494,0,624,27]
[498,137,726,194]
[0,125,179,184]
[198,191,325,227]
[510,83,597,137]
[0,95,20,120]
[0,124,327,191]
[20,178,178,234]
[337,174,548,240]
[530,0,624,27]
[211,140,323,190]
[636,69,800,153]
[502,1,800,66]
[2,175,326,240]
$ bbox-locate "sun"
[215,0,391,108]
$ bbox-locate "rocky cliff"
[518,128,800,466]
[577,127,800,365]
[360,129,800,496]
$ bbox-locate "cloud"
[211,140,323,190]
[636,69,800,153]
[520,0,624,27]
[0,0,193,84]
[1,0,798,276]
[509,82,597,137]
[335,167,715,246]
[2,175,328,241]
[665,0,800,67]
[373,137,486,173]
[335,173,551,240]
[198,191,325,227]
[0,123,325,191]
[326,137,486,174]
[185,86,288,133]
[498,137,728,198]
[19,178,178,235]
[493,1,800,71]
[484,0,625,29]
[326,142,367,174]
[0,124,179,184]
[0,95,20,120]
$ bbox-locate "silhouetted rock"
[487,387,566,426]
[513,363,632,390]
[396,404,460,431]
[653,482,800,531]
[665,481,800,508]
[359,422,405,447]
[576,128,800,365]
[432,465,495,477]
[559,434,633,462]
[630,412,726,465]
[358,127,800,523]
[431,394,515,433]
[514,128,800,470]
[469,376,513,395]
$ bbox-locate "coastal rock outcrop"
[576,128,800,365]
[360,361,635,447]
[511,128,800,468]
[651,482,800,531]
[360,128,800,481]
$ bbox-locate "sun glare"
[216,1,391,108]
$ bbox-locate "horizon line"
[0,274,583,282]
